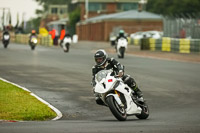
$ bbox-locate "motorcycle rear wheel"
[106,95,127,121]
[135,102,149,119]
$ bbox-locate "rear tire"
[135,102,149,119]
[106,96,127,121]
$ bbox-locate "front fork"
[106,91,124,107]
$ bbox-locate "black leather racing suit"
[92,57,142,105]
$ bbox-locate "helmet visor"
[95,57,104,65]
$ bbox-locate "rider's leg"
[122,75,143,98]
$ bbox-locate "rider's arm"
[124,36,128,42]
[110,58,124,71]
[109,58,124,76]
[91,66,98,87]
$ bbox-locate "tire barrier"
[14,34,53,46]
[127,37,140,45]
[162,37,171,52]
[148,38,200,53]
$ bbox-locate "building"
[73,0,141,20]
[40,5,68,29]
[76,10,163,41]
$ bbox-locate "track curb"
[0,77,62,121]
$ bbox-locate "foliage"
[24,17,41,34]
[35,0,71,11]
[34,0,80,34]
[146,0,200,17]
[69,7,80,34]
[0,80,57,121]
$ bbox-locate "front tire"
[4,44,8,48]
[120,47,125,58]
[31,45,35,50]
[106,96,127,121]
[66,43,70,52]
[3,42,8,48]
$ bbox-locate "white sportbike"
[94,70,149,121]
[61,36,72,52]
[116,37,128,58]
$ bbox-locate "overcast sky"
[0,0,43,26]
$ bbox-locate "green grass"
[0,79,57,121]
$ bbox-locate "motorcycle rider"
[116,30,128,42]
[92,49,144,105]
[29,30,37,42]
[115,30,128,50]
[3,30,10,36]
[59,25,66,46]
[64,32,72,39]
[2,30,10,41]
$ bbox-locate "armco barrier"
[148,38,200,53]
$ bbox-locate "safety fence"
[131,37,200,53]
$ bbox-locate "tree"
[146,0,200,17]
[35,0,71,11]
[69,7,80,34]
[34,0,81,34]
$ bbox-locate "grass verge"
[0,79,57,121]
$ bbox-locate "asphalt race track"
[0,42,200,133]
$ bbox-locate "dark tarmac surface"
[0,42,200,133]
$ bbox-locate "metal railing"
[163,16,200,39]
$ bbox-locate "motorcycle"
[110,36,116,46]
[29,36,37,50]
[116,37,128,58]
[94,70,149,121]
[61,36,71,52]
[2,33,10,48]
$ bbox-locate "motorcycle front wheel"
[120,47,125,58]
[106,95,127,121]
[65,43,70,52]
[3,42,8,48]
[31,45,35,50]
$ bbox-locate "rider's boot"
[122,75,144,102]
[94,93,105,106]
[131,84,144,103]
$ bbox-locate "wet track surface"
[0,42,200,133]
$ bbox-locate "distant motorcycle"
[116,38,128,58]
[29,36,37,50]
[61,36,72,52]
[110,36,116,46]
[94,70,149,121]
[2,33,10,48]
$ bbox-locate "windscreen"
[95,70,112,82]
